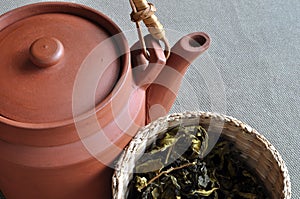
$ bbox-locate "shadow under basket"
[112,112,291,199]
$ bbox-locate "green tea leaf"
[128,126,270,199]
[135,176,148,192]
[151,187,160,199]
[150,133,180,154]
[169,175,181,190]
[135,159,164,173]
[191,187,219,196]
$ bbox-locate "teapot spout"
[146,32,210,123]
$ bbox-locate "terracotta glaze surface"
[29,37,65,68]
[0,6,121,123]
[146,32,210,122]
[0,2,210,199]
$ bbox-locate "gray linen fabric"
[0,0,299,198]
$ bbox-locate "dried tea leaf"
[203,138,270,199]
[135,176,148,192]
[242,170,257,183]
[159,133,177,147]
[136,159,164,173]
[190,135,201,154]
[169,175,181,190]
[150,133,180,154]
[198,172,210,188]
[127,126,270,199]
[238,192,258,199]
[191,187,219,196]
[151,187,160,199]
[227,161,236,177]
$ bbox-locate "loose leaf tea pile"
[127,125,270,199]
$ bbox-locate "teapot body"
[0,84,146,199]
[0,2,210,199]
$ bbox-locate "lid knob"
[29,37,64,68]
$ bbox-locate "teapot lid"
[0,2,126,124]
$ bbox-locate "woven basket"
[112,112,291,199]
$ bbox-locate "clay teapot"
[0,2,210,199]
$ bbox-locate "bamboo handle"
[131,0,165,40]
[130,0,170,59]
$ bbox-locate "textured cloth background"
[0,0,299,198]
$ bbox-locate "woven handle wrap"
[131,0,165,40]
[130,0,170,59]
